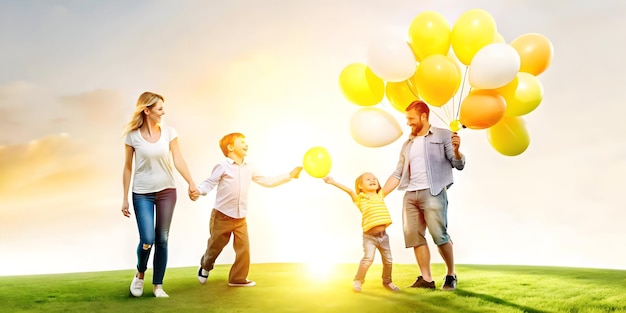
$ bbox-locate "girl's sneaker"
[352,280,362,292]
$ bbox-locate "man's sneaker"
[352,280,362,292]
[228,280,256,287]
[129,275,144,297]
[409,276,435,289]
[442,275,457,291]
[153,288,169,298]
[383,282,400,291]
[197,267,209,284]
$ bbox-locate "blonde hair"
[124,92,164,135]
[354,172,381,194]
[219,132,245,157]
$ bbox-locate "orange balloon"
[385,80,419,113]
[413,54,461,107]
[487,116,530,156]
[510,33,554,76]
[459,89,506,129]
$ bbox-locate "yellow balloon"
[496,72,544,116]
[413,54,461,107]
[338,63,384,106]
[449,120,463,133]
[451,9,497,65]
[487,116,530,156]
[408,11,451,62]
[385,80,419,113]
[303,147,332,178]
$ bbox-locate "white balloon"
[366,36,417,82]
[350,107,403,147]
[469,43,521,89]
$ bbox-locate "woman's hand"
[188,183,200,201]
[121,200,131,218]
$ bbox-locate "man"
[383,100,465,291]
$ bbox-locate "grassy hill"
[1,263,625,313]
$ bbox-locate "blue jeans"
[354,231,394,285]
[402,188,450,247]
[132,188,177,285]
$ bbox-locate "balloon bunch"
[338,9,553,156]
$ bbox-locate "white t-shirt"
[407,135,429,191]
[124,126,178,194]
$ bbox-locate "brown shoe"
[409,276,435,289]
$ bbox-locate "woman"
[121,91,199,298]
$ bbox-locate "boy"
[196,132,302,287]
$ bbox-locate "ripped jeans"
[132,188,177,285]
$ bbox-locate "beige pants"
[200,209,250,284]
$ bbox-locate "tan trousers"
[200,209,250,284]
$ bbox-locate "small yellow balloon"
[303,147,332,178]
[385,80,419,113]
[449,120,463,133]
[451,9,497,65]
[338,63,384,106]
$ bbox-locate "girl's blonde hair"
[354,172,381,194]
[124,92,164,135]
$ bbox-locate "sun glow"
[305,259,341,282]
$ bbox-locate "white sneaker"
[130,276,144,297]
[153,288,169,298]
[228,280,256,287]
[197,267,209,284]
[352,280,362,292]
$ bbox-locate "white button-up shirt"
[197,158,292,218]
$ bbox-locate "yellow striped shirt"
[355,191,392,232]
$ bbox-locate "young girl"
[323,173,399,292]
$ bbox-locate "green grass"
[1,263,625,313]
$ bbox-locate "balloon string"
[456,65,470,120]
[431,108,448,127]
[406,79,418,99]
[443,103,452,122]
[405,77,449,126]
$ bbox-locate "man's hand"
[451,133,461,152]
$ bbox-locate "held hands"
[290,166,303,179]
[188,183,200,201]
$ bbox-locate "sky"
[1,0,625,276]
